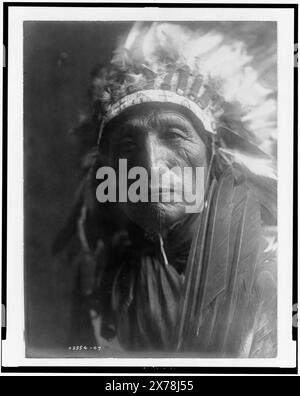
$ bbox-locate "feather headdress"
[91,22,277,155]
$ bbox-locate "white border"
[2,5,296,368]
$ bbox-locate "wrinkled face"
[104,103,208,235]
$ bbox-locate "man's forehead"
[118,107,197,131]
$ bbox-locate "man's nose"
[143,134,169,174]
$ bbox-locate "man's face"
[106,104,208,234]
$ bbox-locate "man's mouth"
[149,186,183,202]
[150,186,175,194]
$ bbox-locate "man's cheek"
[174,140,205,167]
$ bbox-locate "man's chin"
[120,202,187,235]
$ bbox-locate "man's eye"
[121,137,134,145]
[164,128,186,140]
[118,137,136,153]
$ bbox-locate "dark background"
[24,21,276,356]
[24,21,132,354]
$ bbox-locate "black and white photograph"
[1,3,297,374]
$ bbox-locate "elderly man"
[54,22,277,357]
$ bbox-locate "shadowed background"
[24,22,133,355]
[24,21,276,355]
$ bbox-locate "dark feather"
[247,270,277,357]
[175,178,217,350]
[218,125,277,224]
[220,181,262,353]
[218,126,271,158]
[175,169,264,355]
[194,168,235,333]
[246,172,277,225]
